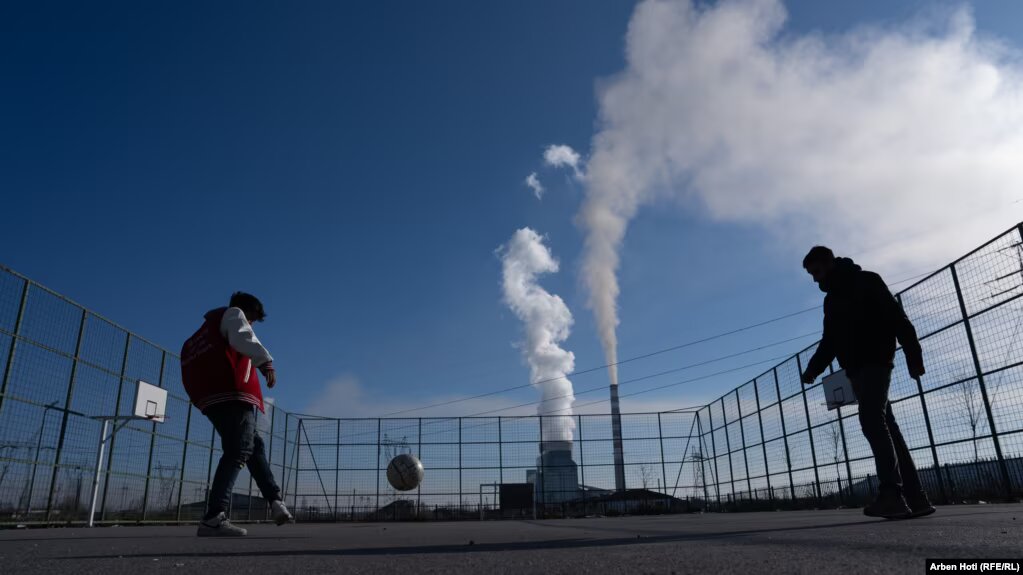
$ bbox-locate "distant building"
[535,440,579,504]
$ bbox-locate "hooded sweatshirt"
[804,257,924,380]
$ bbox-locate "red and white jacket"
[180,307,274,412]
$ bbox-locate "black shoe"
[863,493,911,519]
[905,495,936,519]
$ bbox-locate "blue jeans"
[203,401,281,520]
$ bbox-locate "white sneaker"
[270,500,293,525]
[197,512,247,537]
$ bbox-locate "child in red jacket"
[181,292,292,536]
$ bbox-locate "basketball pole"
[87,415,154,527]
[84,381,166,527]
[88,418,111,527]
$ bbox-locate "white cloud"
[579,0,1023,388]
[543,144,584,177]
[525,172,545,199]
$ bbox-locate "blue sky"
[3,0,1023,420]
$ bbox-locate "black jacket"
[804,257,924,379]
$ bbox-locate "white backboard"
[133,380,167,422]
[822,369,857,411]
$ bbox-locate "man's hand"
[908,357,925,381]
[259,362,276,389]
[800,371,816,385]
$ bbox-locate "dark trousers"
[204,401,281,520]
[850,365,924,500]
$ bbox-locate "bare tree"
[639,464,653,490]
[825,423,843,492]
[957,378,985,463]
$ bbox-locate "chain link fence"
[2,224,1022,525]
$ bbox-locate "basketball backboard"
[822,369,857,411]
[133,380,167,422]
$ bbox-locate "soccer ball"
[386,453,425,491]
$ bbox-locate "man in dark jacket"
[800,246,935,519]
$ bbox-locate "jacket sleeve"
[220,307,274,367]
[804,313,836,380]
[866,273,924,374]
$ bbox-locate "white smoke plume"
[580,0,1023,387]
[500,228,577,442]
[544,144,584,178]
[525,172,545,199]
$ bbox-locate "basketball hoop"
[87,380,167,527]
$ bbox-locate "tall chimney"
[609,384,626,492]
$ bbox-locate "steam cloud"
[500,228,577,442]
[580,0,1023,386]
[544,144,584,178]
[525,172,545,199]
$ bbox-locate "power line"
[349,338,816,445]
[376,268,933,418]
[470,339,814,418]
[417,352,797,441]
[296,266,943,447]
[377,309,821,418]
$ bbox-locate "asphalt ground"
[1,504,1020,574]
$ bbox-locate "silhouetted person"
[799,247,935,519]
[181,292,292,536]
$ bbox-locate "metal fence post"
[752,378,772,502]
[204,420,216,517]
[45,309,87,521]
[0,278,29,418]
[175,402,192,522]
[265,403,277,521]
[292,419,303,519]
[498,417,504,486]
[374,418,381,521]
[657,413,668,496]
[795,355,823,503]
[735,389,752,498]
[577,415,585,516]
[773,367,796,500]
[280,412,289,509]
[458,417,463,517]
[140,350,167,521]
[896,293,946,504]
[706,406,722,507]
[696,411,711,507]
[719,400,736,502]
[416,418,422,517]
[835,406,854,501]
[100,333,132,521]
[538,415,545,515]
[335,418,341,521]
[822,359,855,502]
[949,264,1013,498]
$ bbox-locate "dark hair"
[802,246,835,269]
[229,292,266,322]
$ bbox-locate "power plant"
[532,440,579,504]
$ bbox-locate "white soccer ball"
[386,453,425,491]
